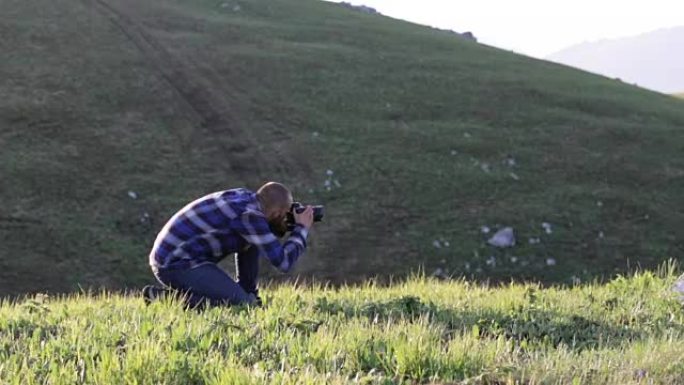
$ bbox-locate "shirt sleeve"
[234,211,308,273]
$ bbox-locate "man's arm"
[235,212,308,273]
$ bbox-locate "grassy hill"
[1,267,683,384]
[2,0,684,295]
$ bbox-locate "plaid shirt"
[149,188,308,272]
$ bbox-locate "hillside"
[547,27,684,93]
[1,268,683,384]
[2,0,684,295]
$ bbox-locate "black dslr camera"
[286,202,324,231]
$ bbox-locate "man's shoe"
[249,291,263,307]
[142,285,169,305]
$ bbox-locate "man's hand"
[293,205,314,229]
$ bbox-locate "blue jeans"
[153,246,259,307]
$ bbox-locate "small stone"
[324,180,332,187]
[672,276,684,303]
[542,222,553,234]
[432,240,442,249]
[597,201,603,207]
[463,132,472,138]
[431,268,447,279]
[504,156,516,167]
[528,237,541,245]
[480,163,491,173]
[127,191,138,200]
[546,258,556,266]
[510,256,518,263]
[488,227,516,248]
[233,4,241,11]
[464,262,471,270]
[634,369,648,380]
[481,225,491,234]
[598,231,605,239]
[486,256,496,266]
[312,131,319,137]
[450,150,458,155]
[326,169,334,176]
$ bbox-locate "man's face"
[267,197,293,237]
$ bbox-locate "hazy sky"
[328,0,684,57]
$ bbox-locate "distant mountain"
[547,27,684,93]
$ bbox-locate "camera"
[286,202,324,231]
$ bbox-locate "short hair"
[256,182,293,212]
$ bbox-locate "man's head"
[256,182,293,237]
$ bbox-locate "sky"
[327,0,684,58]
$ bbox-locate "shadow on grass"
[313,295,669,351]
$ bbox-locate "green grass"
[2,0,684,294]
[2,264,683,384]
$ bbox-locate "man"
[143,181,314,308]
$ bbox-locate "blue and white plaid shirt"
[149,188,308,272]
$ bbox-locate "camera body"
[286,202,324,231]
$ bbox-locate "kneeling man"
[143,182,314,308]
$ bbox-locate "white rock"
[463,132,472,138]
[443,241,450,247]
[598,231,605,239]
[529,237,541,245]
[233,4,241,11]
[673,276,684,303]
[312,131,320,137]
[431,268,447,279]
[432,240,442,249]
[597,201,603,207]
[542,222,553,234]
[450,150,458,156]
[481,225,491,234]
[326,169,334,176]
[546,258,556,266]
[510,256,518,263]
[488,227,516,248]
[480,163,491,173]
[127,191,138,200]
